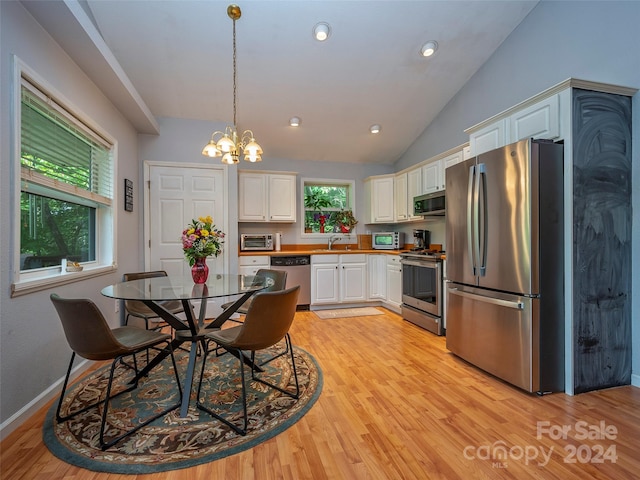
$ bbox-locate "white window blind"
[20,79,113,206]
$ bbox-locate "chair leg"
[196,346,248,435]
[258,337,290,367]
[251,334,299,399]
[56,352,138,423]
[98,340,182,450]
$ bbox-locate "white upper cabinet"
[365,175,395,223]
[466,85,566,156]
[406,167,423,220]
[366,143,467,223]
[462,145,472,160]
[469,119,508,156]
[394,172,408,222]
[442,150,465,189]
[509,94,560,143]
[238,173,267,221]
[268,174,297,221]
[239,171,296,222]
[422,160,444,194]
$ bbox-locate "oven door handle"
[448,287,524,310]
[400,259,438,269]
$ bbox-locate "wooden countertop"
[238,244,446,259]
[239,244,406,256]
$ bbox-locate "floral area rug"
[43,343,322,474]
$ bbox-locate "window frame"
[300,177,356,239]
[11,57,117,297]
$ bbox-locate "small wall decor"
[124,178,133,212]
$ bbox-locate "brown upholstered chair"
[123,270,184,331]
[50,294,182,450]
[196,285,300,435]
[220,269,287,318]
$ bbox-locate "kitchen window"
[12,65,116,295]
[301,179,355,236]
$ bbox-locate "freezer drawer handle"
[448,287,524,310]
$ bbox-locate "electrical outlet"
[115,300,119,313]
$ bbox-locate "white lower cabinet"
[311,255,340,304]
[238,255,269,276]
[311,254,367,305]
[367,254,387,300]
[386,255,402,309]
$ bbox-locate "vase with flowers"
[181,216,225,283]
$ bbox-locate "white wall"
[0,2,143,436]
[395,1,640,386]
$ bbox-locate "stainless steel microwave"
[414,191,445,216]
[372,232,403,250]
[240,233,274,251]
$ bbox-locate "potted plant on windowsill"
[334,209,358,233]
[304,190,333,233]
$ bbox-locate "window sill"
[11,264,116,298]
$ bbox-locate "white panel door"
[148,165,226,278]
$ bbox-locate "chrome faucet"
[328,235,341,250]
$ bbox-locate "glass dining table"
[101,273,266,418]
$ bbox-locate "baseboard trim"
[631,373,640,388]
[0,358,90,442]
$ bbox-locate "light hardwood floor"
[2,308,640,479]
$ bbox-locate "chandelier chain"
[201,4,262,163]
[232,16,237,128]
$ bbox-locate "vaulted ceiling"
[32,1,540,164]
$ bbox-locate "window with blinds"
[19,78,114,272]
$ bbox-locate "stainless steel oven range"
[400,251,443,335]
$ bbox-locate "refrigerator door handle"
[448,287,524,310]
[467,165,476,276]
[472,163,481,277]
[477,163,487,276]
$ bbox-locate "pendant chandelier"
[202,4,263,164]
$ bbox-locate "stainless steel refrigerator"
[445,138,564,393]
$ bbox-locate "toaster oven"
[240,233,274,251]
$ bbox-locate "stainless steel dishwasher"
[270,255,311,309]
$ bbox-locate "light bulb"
[313,22,331,41]
[421,41,438,57]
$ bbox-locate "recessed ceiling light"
[289,116,301,127]
[313,22,331,41]
[370,124,381,134]
[420,40,438,57]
